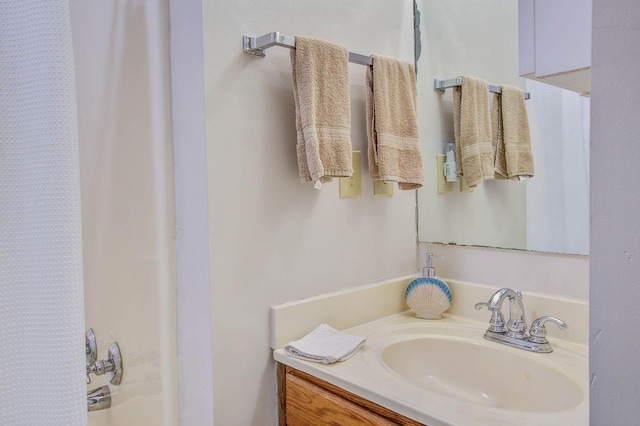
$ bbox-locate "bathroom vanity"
[271,277,589,425]
[278,364,422,425]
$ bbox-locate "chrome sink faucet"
[488,288,527,338]
[475,288,567,353]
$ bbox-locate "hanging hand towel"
[491,92,508,179]
[494,85,534,180]
[291,36,353,187]
[284,324,366,364]
[366,54,423,190]
[453,76,494,187]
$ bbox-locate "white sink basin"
[381,336,583,412]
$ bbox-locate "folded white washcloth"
[284,324,366,364]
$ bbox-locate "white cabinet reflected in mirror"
[415,0,589,256]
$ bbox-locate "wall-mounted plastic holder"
[339,151,362,198]
[437,155,453,194]
[374,180,394,197]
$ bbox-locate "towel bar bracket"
[434,77,531,100]
[243,31,373,66]
[243,32,296,58]
[434,77,463,92]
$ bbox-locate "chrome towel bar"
[434,77,531,100]
[243,31,373,66]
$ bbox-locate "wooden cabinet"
[519,0,592,95]
[277,364,425,426]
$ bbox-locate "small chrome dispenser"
[86,329,124,412]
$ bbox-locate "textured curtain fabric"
[0,1,87,424]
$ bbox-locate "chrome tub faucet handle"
[87,342,124,386]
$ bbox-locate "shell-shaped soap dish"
[404,277,452,320]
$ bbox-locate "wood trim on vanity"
[277,363,287,426]
[277,363,425,426]
[287,372,395,425]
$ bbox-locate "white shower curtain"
[525,80,590,255]
[0,1,87,424]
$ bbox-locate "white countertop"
[274,312,589,426]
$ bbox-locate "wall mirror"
[415,0,589,256]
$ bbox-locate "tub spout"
[87,385,111,412]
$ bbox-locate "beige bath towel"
[491,92,507,179]
[493,85,534,180]
[366,54,423,190]
[453,76,494,187]
[291,36,353,187]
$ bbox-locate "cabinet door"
[518,0,592,94]
[535,0,592,76]
[519,0,535,76]
[285,373,396,426]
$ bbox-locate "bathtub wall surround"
[70,0,179,424]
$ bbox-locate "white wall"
[202,0,417,424]
[416,0,527,250]
[70,1,178,424]
[590,0,640,422]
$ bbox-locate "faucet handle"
[474,301,506,333]
[474,302,488,310]
[88,342,124,386]
[528,316,567,344]
[86,329,97,365]
[86,329,98,384]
